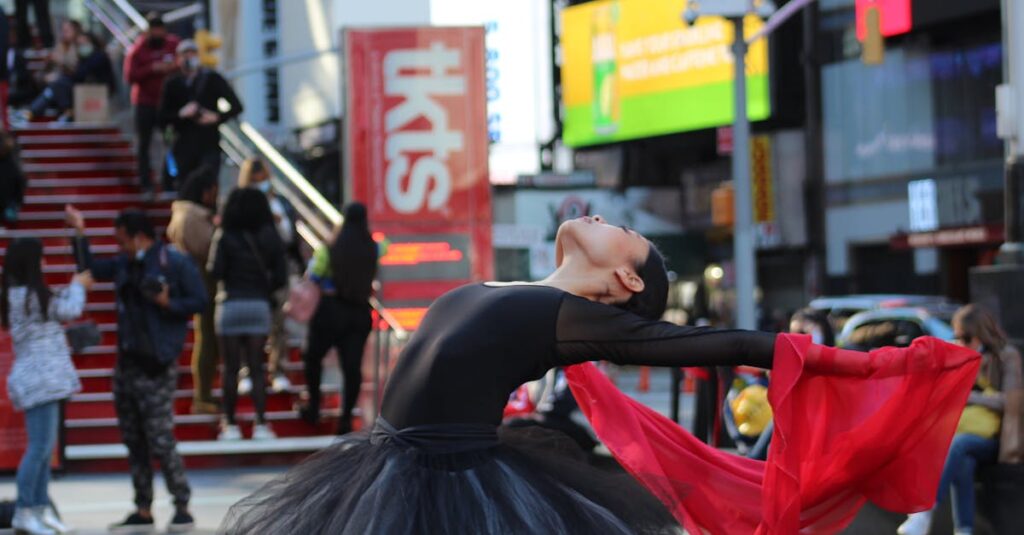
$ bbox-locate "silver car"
[837,307,955,351]
[808,294,954,332]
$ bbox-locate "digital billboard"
[345,27,493,328]
[561,0,770,147]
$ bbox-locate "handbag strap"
[242,232,274,291]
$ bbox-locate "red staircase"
[2,123,347,471]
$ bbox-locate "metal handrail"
[164,3,204,25]
[83,0,133,49]
[112,0,148,30]
[224,48,338,80]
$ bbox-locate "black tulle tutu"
[222,418,681,534]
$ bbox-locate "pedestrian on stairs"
[237,157,302,396]
[166,164,221,415]
[2,238,94,535]
[158,39,243,193]
[66,206,205,534]
[124,12,180,199]
[207,188,287,441]
[0,129,26,226]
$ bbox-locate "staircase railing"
[81,0,410,421]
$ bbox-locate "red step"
[65,410,344,444]
[21,148,136,165]
[14,208,171,229]
[15,134,131,151]
[13,125,120,138]
[65,388,322,420]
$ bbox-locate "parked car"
[837,307,955,351]
[808,294,954,332]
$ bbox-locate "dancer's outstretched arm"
[551,293,777,369]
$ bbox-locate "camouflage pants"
[113,363,191,509]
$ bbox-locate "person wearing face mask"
[158,39,243,193]
[28,32,115,122]
[66,205,206,534]
[124,13,180,198]
[237,157,303,395]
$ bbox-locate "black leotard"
[380,284,776,429]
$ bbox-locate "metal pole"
[731,17,757,330]
[372,326,382,421]
[802,3,826,298]
[999,0,1024,264]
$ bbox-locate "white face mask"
[78,44,94,57]
[186,56,201,71]
[133,238,147,261]
[255,180,271,193]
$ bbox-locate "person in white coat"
[2,238,93,534]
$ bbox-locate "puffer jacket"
[5,282,85,410]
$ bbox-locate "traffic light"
[194,29,222,68]
[861,6,885,65]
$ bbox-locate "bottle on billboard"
[591,1,619,136]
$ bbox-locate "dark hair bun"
[621,244,668,321]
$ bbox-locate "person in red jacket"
[123,12,179,197]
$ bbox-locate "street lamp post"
[730,17,756,330]
[683,1,775,330]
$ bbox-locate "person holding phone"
[66,205,205,533]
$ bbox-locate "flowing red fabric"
[566,334,980,534]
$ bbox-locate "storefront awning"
[890,224,1004,249]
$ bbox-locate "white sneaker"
[252,423,277,440]
[237,376,253,396]
[218,423,242,441]
[897,510,933,535]
[271,374,292,393]
[12,507,57,535]
[38,505,72,534]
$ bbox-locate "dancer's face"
[555,215,650,299]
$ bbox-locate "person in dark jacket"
[208,188,287,441]
[14,0,53,48]
[158,39,243,192]
[29,32,115,121]
[0,129,26,226]
[66,206,204,533]
[1,5,9,130]
[297,203,379,435]
[124,12,180,196]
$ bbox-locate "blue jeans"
[16,401,60,507]
[935,433,999,530]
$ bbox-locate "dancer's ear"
[615,266,645,294]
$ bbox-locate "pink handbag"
[284,279,321,323]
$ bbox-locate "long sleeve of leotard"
[551,293,777,369]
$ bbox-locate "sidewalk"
[0,467,281,534]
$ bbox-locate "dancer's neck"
[539,258,619,305]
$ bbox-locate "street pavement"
[0,467,280,534]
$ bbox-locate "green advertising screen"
[561,0,771,147]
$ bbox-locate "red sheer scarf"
[566,334,980,534]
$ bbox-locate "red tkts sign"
[856,0,912,41]
[345,27,493,324]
